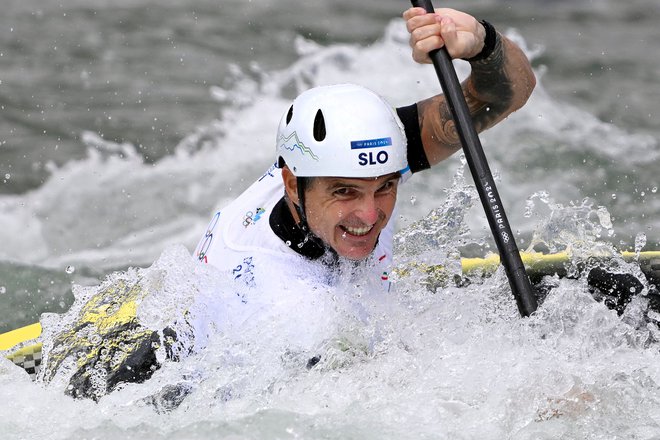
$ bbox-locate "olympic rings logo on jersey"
[243,207,266,228]
[196,211,221,263]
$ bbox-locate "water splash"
[524,193,615,256]
[2,12,660,440]
[392,158,478,290]
[635,232,647,256]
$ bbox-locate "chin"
[336,245,374,261]
[332,229,381,261]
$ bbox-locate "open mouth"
[340,224,374,237]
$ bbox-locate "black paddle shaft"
[410,0,537,317]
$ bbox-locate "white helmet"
[275,84,408,178]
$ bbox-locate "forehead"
[311,172,400,189]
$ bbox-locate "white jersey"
[193,163,399,299]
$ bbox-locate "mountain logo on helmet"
[277,131,319,161]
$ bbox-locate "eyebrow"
[326,173,400,190]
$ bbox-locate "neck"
[269,196,329,260]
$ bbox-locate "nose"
[355,194,381,225]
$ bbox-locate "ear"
[281,166,299,205]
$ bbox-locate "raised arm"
[403,7,536,166]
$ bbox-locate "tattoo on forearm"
[465,33,513,132]
[418,97,461,152]
[417,32,533,164]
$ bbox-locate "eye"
[377,180,396,193]
[333,187,355,198]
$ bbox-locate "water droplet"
[652,187,658,194]
[537,191,550,204]
[611,194,617,200]
[523,199,534,218]
[4,173,9,180]
[0,286,6,294]
[635,232,647,254]
[65,265,75,274]
[410,196,417,205]
[596,206,613,229]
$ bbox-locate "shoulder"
[193,164,296,269]
[396,104,430,174]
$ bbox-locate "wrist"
[465,20,498,63]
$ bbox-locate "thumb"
[437,16,460,59]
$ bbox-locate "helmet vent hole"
[286,105,294,124]
[313,109,326,142]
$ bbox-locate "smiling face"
[283,167,400,260]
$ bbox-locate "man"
[37,7,537,402]
[193,7,536,295]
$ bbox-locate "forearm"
[417,32,536,166]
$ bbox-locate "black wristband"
[465,20,497,62]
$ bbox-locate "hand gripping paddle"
[409,0,537,317]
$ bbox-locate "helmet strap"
[292,176,328,257]
[295,176,310,232]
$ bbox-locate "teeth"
[344,225,373,236]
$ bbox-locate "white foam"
[5,241,660,439]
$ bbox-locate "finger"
[410,21,444,45]
[412,53,430,65]
[405,12,439,34]
[438,15,457,35]
[412,35,446,62]
[438,16,460,58]
[411,45,431,65]
[402,7,427,21]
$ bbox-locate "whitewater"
[1,0,660,438]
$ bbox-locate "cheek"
[380,194,397,217]
[307,202,343,232]
[323,201,348,220]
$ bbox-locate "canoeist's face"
[294,172,399,260]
